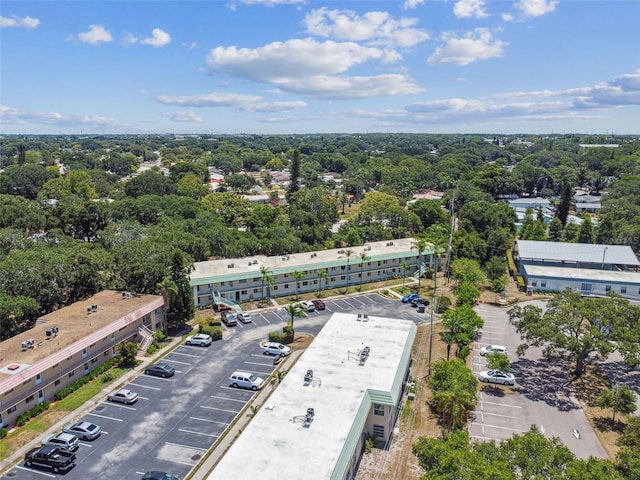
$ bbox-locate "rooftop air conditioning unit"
[228,263,235,268]
[21,339,35,351]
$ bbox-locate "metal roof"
[516,240,640,266]
[524,265,640,284]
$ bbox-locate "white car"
[237,312,253,324]
[300,301,315,312]
[185,333,212,347]
[107,388,139,404]
[262,342,291,357]
[229,371,265,391]
[478,370,515,386]
[479,344,508,356]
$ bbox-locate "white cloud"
[0,15,40,28]
[427,28,506,66]
[302,8,430,48]
[240,101,307,112]
[403,0,425,9]
[515,0,558,18]
[274,73,424,98]
[162,111,203,122]
[183,42,198,50]
[0,105,123,127]
[141,28,171,47]
[239,0,306,5]
[453,0,489,19]
[501,13,515,22]
[76,25,113,44]
[157,92,263,107]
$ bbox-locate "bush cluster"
[0,428,7,439]
[53,358,118,401]
[198,321,223,340]
[269,325,294,344]
[16,401,50,426]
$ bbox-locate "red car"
[312,299,326,310]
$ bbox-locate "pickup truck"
[24,445,76,473]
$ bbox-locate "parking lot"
[470,302,607,459]
[5,292,428,480]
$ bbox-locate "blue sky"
[1,0,639,135]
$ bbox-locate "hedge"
[16,401,50,426]
[53,357,118,401]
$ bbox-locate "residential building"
[208,312,416,480]
[513,240,640,299]
[0,291,164,428]
[189,238,434,308]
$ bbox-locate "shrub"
[152,330,166,342]
[16,401,50,426]
[0,428,7,439]
[203,316,221,327]
[437,296,452,313]
[268,331,293,344]
[146,344,158,356]
[53,358,117,401]
[210,326,223,341]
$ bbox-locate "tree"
[557,181,573,225]
[595,385,637,422]
[412,237,429,294]
[156,276,178,331]
[317,269,329,296]
[484,256,506,282]
[455,281,481,306]
[260,265,273,303]
[0,294,41,341]
[433,387,476,432]
[578,214,595,243]
[287,149,301,200]
[118,341,139,366]
[508,289,636,377]
[486,351,510,373]
[618,416,640,449]
[344,248,354,287]
[450,258,486,286]
[283,302,306,332]
[548,216,564,241]
[401,262,410,291]
[441,304,484,358]
[595,213,616,245]
[358,252,370,291]
[292,270,305,299]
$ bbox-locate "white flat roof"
[516,240,640,266]
[524,265,640,284]
[190,238,424,284]
[208,312,416,480]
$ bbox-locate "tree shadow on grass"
[593,415,626,434]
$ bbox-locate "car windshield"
[277,344,284,350]
[249,374,257,382]
[86,424,97,431]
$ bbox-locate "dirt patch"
[356,322,448,480]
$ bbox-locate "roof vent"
[364,245,371,251]
[337,249,345,254]
[228,263,235,268]
[253,260,258,265]
[122,291,132,299]
[357,313,369,322]
[304,407,315,426]
[386,241,394,246]
[304,369,313,384]
[359,346,370,366]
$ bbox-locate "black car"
[410,297,429,307]
[144,363,175,378]
[142,472,179,480]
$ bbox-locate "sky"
[1,0,639,135]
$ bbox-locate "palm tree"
[317,269,329,297]
[292,270,305,300]
[344,248,354,288]
[156,276,178,330]
[433,387,476,432]
[283,302,307,333]
[358,252,370,292]
[412,237,428,295]
[401,262,410,292]
[260,265,273,305]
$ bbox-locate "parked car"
[41,432,79,452]
[62,421,101,440]
[221,311,238,326]
[300,301,315,312]
[145,362,175,378]
[107,388,139,404]
[479,345,508,356]
[262,342,291,357]
[185,333,212,347]
[24,445,76,473]
[478,370,515,386]
[312,299,326,310]
[142,472,179,480]
[410,297,429,307]
[237,312,253,323]
[401,293,419,303]
[229,371,265,391]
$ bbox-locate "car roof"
[193,333,210,338]
[51,432,76,440]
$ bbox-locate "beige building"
[0,290,164,428]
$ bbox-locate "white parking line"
[128,383,161,390]
[87,412,123,422]
[165,359,192,365]
[104,402,137,411]
[15,466,56,477]
[475,411,518,419]
[165,441,208,451]
[138,396,149,400]
[478,399,522,408]
[143,375,173,382]
[244,360,274,367]
[259,314,270,324]
[178,428,219,438]
[210,395,246,403]
[189,416,230,426]
[471,422,526,433]
[79,442,93,447]
[200,405,239,414]
[170,351,202,358]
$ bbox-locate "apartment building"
[190,237,434,307]
[0,290,164,428]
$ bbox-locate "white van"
[479,344,508,356]
[229,371,265,391]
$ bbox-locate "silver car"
[63,421,101,440]
[42,432,79,452]
[107,388,139,404]
[237,312,253,323]
[185,333,212,346]
[478,370,515,386]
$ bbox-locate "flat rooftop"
[191,237,425,284]
[0,290,162,380]
[209,312,416,480]
[524,265,640,284]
